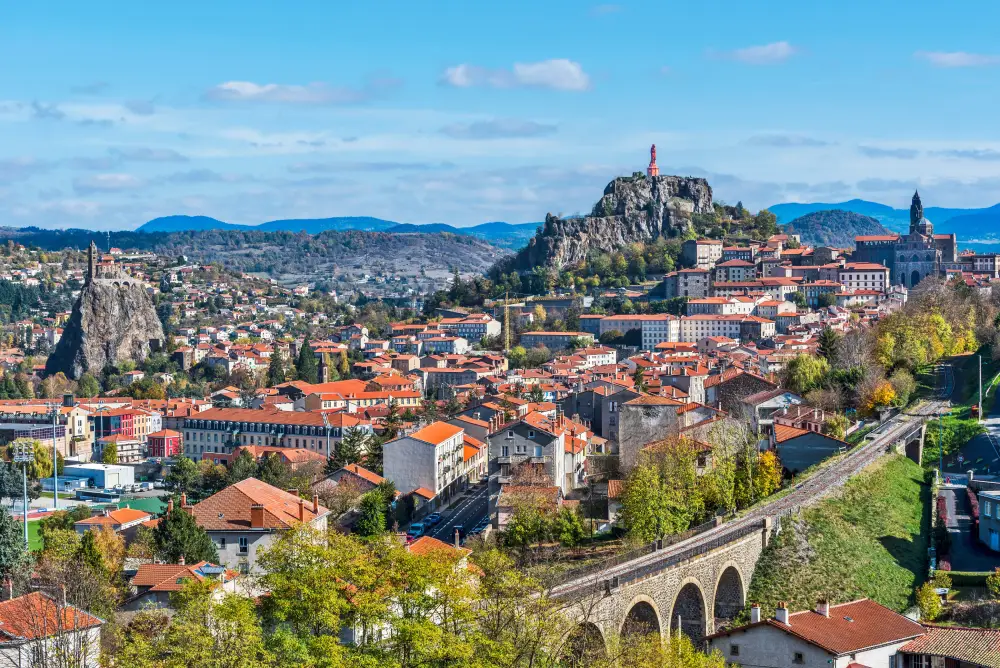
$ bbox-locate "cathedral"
[853,191,957,288]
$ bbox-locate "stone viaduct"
[553,412,931,660]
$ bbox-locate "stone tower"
[87,241,96,284]
[910,190,925,234]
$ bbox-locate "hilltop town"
[0,160,995,666]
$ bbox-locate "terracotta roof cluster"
[130,561,233,592]
[0,592,103,641]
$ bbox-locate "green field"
[745,455,930,617]
[26,521,41,552]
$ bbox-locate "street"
[946,397,1000,475]
[428,481,489,543]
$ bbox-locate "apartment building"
[681,238,724,269]
[597,314,679,350]
[713,259,756,283]
[519,331,594,350]
[437,313,501,342]
[383,421,470,503]
[679,315,775,344]
[663,268,711,299]
[837,262,890,292]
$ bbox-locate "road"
[550,363,953,599]
[428,481,489,543]
[946,390,1000,475]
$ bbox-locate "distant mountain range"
[135,215,540,249]
[784,210,892,247]
[768,199,1000,239]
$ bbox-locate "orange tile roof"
[409,421,463,445]
[0,592,103,640]
[407,535,471,559]
[130,561,211,591]
[773,423,810,443]
[607,479,623,499]
[900,625,1000,665]
[411,487,436,500]
[190,477,329,531]
[75,507,151,527]
[341,463,386,486]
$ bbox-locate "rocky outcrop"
[45,280,164,379]
[500,173,713,272]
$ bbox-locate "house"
[771,424,848,474]
[186,478,330,573]
[898,625,1000,667]
[313,463,388,498]
[741,388,805,434]
[122,561,236,612]
[0,592,103,667]
[706,599,925,668]
[147,429,182,458]
[74,506,151,537]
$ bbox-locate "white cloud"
[724,41,797,65]
[441,59,590,91]
[73,173,144,194]
[205,77,400,105]
[915,51,1000,67]
[440,119,557,140]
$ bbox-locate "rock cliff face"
[45,280,164,379]
[503,173,713,272]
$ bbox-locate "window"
[501,446,509,457]
[729,644,739,656]
[793,652,804,664]
[534,446,543,457]
[238,537,249,554]
[219,537,226,549]
[528,430,535,439]
[507,431,514,439]
[986,500,992,518]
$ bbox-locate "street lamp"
[321,412,332,461]
[49,406,60,511]
[12,441,33,548]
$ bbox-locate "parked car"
[406,522,425,539]
[424,513,442,527]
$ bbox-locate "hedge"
[942,571,992,587]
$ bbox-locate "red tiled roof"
[190,477,328,531]
[773,423,809,443]
[341,463,386,487]
[0,592,103,640]
[900,625,1000,666]
[75,507,150,527]
[407,535,471,559]
[708,599,924,656]
[409,421,463,445]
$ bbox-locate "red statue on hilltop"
[647,144,659,177]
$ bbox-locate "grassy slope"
[746,456,929,615]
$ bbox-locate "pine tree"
[818,327,840,364]
[228,449,258,484]
[152,505,220,564]
[365,435,384,475]
[334,427,366,468]
[383,399,401,440]
[267,351,286,387]
[295,338,318,383]
[0,507,29,583]
[257,453,289,488]
[355,492,386,537]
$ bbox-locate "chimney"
[775,601,790,625]
[298,497,305,521]
[312,494,319,514]
[750,603,761,624]
[167,497,174,514]
[250,503,265,528]
[178,555,185,566]
[454,527,461,549]
[180,492,187,507]
[103,507,111,517]
[816,599,829,618]
[287,488,298,497]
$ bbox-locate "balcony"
[530,456,551,465]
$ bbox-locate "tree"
[153,506,219,564]
[916,580,942,621]
[228,449,258,485]
[77,373,100,398]
[790,291,807,309]
[355,491,387,537]
[507,345,527,370]
[782,354,830,395]
[0,507,30,584]
[166,457,201,493]
[817,327,840,363]
[295,338,318,383]
[824,413,850,439]
[862,379,897,414]
[365,434,384,475]
[267,350,286,387]
[383,399,401,440]
[619,463,667,543]
[755,450,783,498]
[257,453,290,489]
[101,441,119,464]
[553,507,585,547]
[337,349,350,378]
[986,568,1000,599]
[334,427,367,468]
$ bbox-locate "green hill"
[785,209,893,247]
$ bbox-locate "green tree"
[355,491,387,537]
[365,434,384,475]
[782,354,830,395]
[295,338,318,383]
[166,457,201,493]
[101,441,118,464]
[817,327,840,363]
[227,449,258,485]
[337,349,350,378]
[266,350,286,387]
[334,427,367,468]
[619,463,667,543]
[916,581,942,621]
[153,506,220,564]
[986,568,1000,599]
[0,507,30,584]
[789,291,807,309]
[257,453,290,488]
[553,507,585,547]
[77,373,100,398]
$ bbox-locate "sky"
[5,1,1000,230]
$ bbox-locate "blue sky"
[4,1,1000,229]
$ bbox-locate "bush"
[988,568,1000,599]
[916,581,942,621]
[932,571,952,589]
[946,570,993,588]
